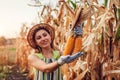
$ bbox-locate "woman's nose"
[41,37,46,41]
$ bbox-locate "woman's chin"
[42,45,50,48]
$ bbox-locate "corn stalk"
[16,23,32,74]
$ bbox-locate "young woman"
[27,23,83,80]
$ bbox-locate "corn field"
[15,24,33,78]
[16,0,120,80]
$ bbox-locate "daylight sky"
[0,0,38,38]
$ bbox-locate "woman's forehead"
[35,29,49,36]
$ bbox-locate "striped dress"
[33,51,63,80]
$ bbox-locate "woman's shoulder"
[30,52,44,59]
[28,53,41,61]
[28,53,36,60]
[53,50,61,59]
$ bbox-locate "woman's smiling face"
[35,29,52,48]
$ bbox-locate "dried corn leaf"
[82,33,95,51]
[57,3,64,21]
[73,59,87,71]
[105,70,120,75]
[64,15,70,29]
[110,0,120,8]
[80,6,94,22]
[84,18,92,32]
[58,2,75,22]
[74,69,88,80]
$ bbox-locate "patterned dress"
[33,51,63,80]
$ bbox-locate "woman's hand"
[57,52,84,65]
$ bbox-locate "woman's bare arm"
[28,54,60,73]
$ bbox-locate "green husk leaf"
[115,26,120,42]
[68,0,76,9]
[104,0,108,7]
[117,8,120,20]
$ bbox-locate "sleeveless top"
[33,51,63,80]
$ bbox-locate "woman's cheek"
[36,39,41,45]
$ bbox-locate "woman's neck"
[41,47,53,58]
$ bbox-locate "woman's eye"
[36,36,41,40]
[43,33,47,37]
